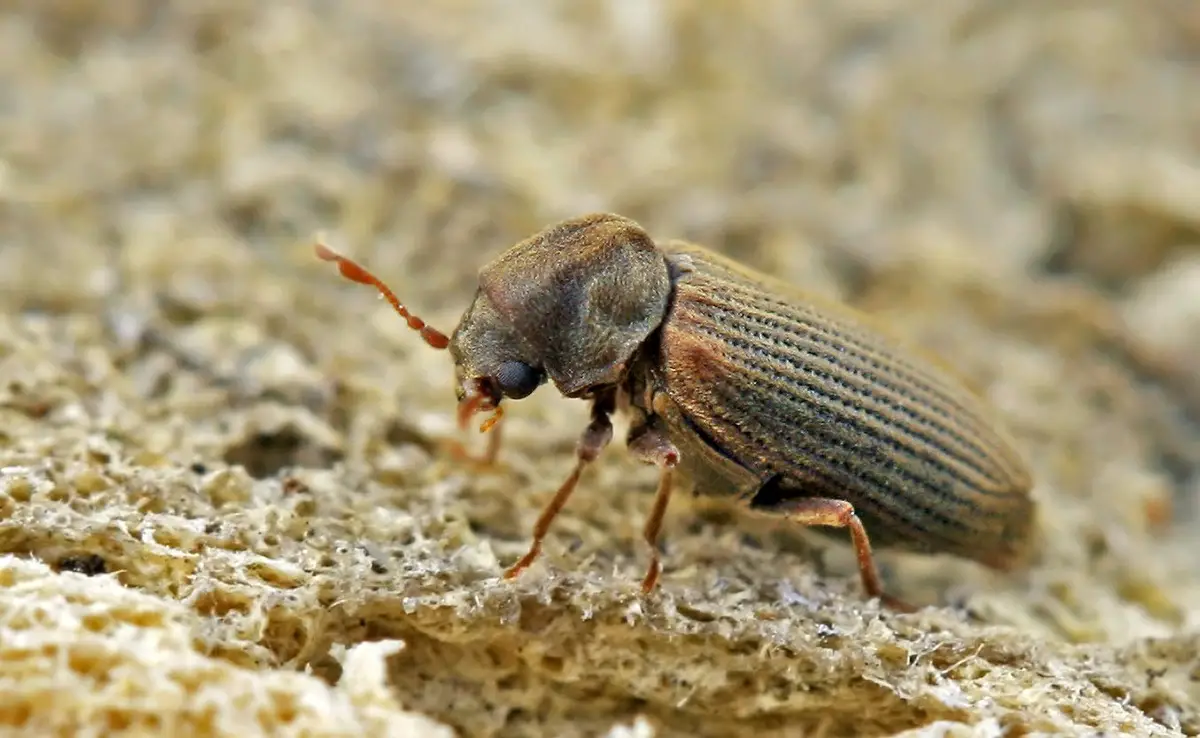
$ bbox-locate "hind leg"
[751,482,914,612]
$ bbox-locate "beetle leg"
[503,393,615,581]
[764,497,915,612]
[626,421,681,593]
[445,424,503,469]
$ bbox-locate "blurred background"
[0,1,1198,737]
[5,1,1198,305]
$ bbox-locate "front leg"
[445,422,504,469]
[503,390,615,581]
[626,419,681,593]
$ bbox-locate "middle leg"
[626,420,681,593]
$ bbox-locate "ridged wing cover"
[656,240,1035,569]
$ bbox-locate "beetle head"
[314,213,671,432]
[449,213,672,411]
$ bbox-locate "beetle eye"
[494,361,544,399]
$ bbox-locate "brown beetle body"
[316,213,1036,609]
[642,240,1034,564]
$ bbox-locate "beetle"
[315,213,1036,610]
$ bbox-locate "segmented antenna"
[313,241,450,350]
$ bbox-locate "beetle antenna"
[314,240,450,350]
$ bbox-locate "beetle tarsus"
[503,458,583,580]
[767,497,916,612]
[504,396,615,581]
[445,425,504,469]
[627,421,681,594]
[638,463,676,594]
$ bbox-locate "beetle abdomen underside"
[657,242,1035,568]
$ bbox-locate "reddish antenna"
[314,240,450,350]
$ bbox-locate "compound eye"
[494,361,544,400]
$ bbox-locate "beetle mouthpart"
[457,378,503,433]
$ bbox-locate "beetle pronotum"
[316,214,1036,610]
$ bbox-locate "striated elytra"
[316,213,1036,611]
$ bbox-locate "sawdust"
[0,1,1197,736]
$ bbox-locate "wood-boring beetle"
[315,213,1036,610]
